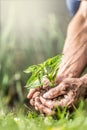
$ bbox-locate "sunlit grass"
[0,101,87,130]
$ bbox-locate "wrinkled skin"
[27,1,87,115]
[27,75,87,115]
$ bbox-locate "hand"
[27,76,50,99]
[27,76,52,115]
[27,87,55,115]
[33,76,87,115]
[27,75,73,115]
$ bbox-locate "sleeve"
[66,0,81,16]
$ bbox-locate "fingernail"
[27,93,30,98]
[27,93,32,99]
[43,93,48,98]
[35,106,38,111]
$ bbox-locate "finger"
[29,92,40,106]
[40,96,55,109]
[35,97,54,115]
[54,96,69,107]
[30,91,40,105]
[27,86,41,99]
[53,92,74,108]
[40,95,69,109]
[37,102,55,115]
[27,88,36,99]
[40,93,73,109]
[40,97,62,108]
[32,91,40,98]
[43,83,66,99]
[35,106,38,111]
[30,98,35,106]
[34,97,41,111]
[67,91,74,107]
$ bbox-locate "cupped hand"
[33,77,87,115]
[42,77,86,106]
[27,74,68,115]
[27,76,50,99]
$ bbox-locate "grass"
[0,101,87,130]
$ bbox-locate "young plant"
[24,54,62,89]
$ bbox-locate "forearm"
[56,1,87,81]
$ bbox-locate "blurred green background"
[0,0,70,109]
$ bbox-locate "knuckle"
[30,99,34,106]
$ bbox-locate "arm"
[56,0,87,83]
[27,1,87,115]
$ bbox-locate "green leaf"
[26,79,42,89]
[24,54,62,89]
[24,65,38,74]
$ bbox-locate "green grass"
[0,101,87,130]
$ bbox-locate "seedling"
[24,54,62,89]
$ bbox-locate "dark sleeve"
[66,0,81,16]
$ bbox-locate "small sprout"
[24,54,62,89]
